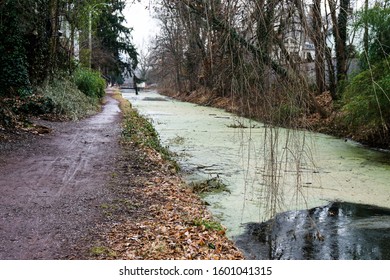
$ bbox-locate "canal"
[122,89,390,259]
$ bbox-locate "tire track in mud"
[0,90,121,259]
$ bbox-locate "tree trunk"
[328,0,350,98]
[336,0,349,81]
[326,47,337,98]
[363,0,369,58]
[199,1,327,117]
[312,0,326,95]
[49,0,59,74]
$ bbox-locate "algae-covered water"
[122,90,390,240]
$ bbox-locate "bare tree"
[328,0,351,98]
[137,46,152,82]
[311,0,327,94]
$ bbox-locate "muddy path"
[0,89,121,259]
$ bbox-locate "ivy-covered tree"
[0,0,32,97]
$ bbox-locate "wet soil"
[0,89,121,259]
[235,201,390,260]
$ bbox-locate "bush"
[341,57,390,146]
[73,68,106,98]
[39,77,100,120]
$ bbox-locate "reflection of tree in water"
[235,202,390,260]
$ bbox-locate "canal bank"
[122,89,390,259]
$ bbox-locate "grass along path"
[86,88,244,260]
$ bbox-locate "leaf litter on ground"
[89,91,244,260]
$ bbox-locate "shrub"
[39,77,99,120]
[73,68,106,98]
[341,57,390,145]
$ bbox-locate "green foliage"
[39,77,100,120]
[192,219,224,232]
[73,68,106,98]
[89,246,116,258]
[91,0,138,83]
[121,106,177,167]
[0,1,32,97]
[0,0,141,132]
[25,1,51,86]
[190,177,230,194]
[355,1,390,67]
[122,110,166,152]
[1,73,101,128]
[341,57,390,145]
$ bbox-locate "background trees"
[340,0,390,147]
[0,0,138,96]
[1,0,389,147]
[356,0,390,66]
[0,0,138,125]
[92,0,138,84]
[145,0,389,147]
[150,0,330,121]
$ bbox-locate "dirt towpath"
[0,89,121,259]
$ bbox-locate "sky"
[122,0,367,51]
[123,0,160,50]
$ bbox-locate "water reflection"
[235,202,390,259]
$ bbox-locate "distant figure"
[133,75,138,95]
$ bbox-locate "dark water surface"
[235,202,390,260]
